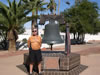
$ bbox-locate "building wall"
[17,29,100,50]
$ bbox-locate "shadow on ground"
[16,64,39,74]
[16,64,88,74]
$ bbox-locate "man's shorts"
[29,48,42,63]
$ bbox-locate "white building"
[17,28,100,50]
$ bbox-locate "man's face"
[32,29,37,36]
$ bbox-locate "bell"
[42,20,64,45]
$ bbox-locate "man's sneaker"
[29,73,32,75]
[39,72,43,75]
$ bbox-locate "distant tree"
[61,0,100,43]
[0,0,34,51]
[75,0,82,6]
[47,0,56,14]
[22,0,47,33]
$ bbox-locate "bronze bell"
[42,20,64,45]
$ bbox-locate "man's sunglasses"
[32,30,37,32]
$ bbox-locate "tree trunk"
[36,9,38,34]
[81,33,85,43]
[7,30,16,52]
[77,32,80,40]
[53,6,56,15]
[73,33,76,39]
[58,0,60,15]
[9,39,16,52]
[52,0,56,15]
[31,11,36,35]
[32,19,36,29]
[36,9,38,24]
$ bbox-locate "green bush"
[22,38,27,43]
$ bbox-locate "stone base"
[24,51,81,75]
[59,53,80,70]
[42,64,86,75]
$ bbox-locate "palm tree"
[22,0,47,33]
[0,0,34,51]
[58,0,60,15]
[75,0,81,6]
[47,0,56,14]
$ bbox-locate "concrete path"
[0,55,27,75]
[80,54,100,75]
[0,43,100,75]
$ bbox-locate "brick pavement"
[0,43,100,58]
[0,43,100,75]
[0,50,28,58]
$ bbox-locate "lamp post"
[65,1,71,55]
[65,23,71,55]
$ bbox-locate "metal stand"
[50,44,53,50]
[65,23,71,55]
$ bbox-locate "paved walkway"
[0,43,100,75]
[81,54,100,75]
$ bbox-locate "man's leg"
[38,62,41,73]
[30,62,34,74]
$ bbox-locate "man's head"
[32,28,38,36]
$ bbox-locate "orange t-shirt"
[28,35,42,50]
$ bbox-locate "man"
[27,28,42,75]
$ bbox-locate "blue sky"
[0,0,100,29]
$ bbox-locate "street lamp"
[65,1,71,55]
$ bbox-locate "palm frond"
[18,0,22,7]
[22,0,28,3]
[19,15,38,25]
[0,2,9,13]
[0,2,12,25]
[7,0,11,7]
[12,0,16,15]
